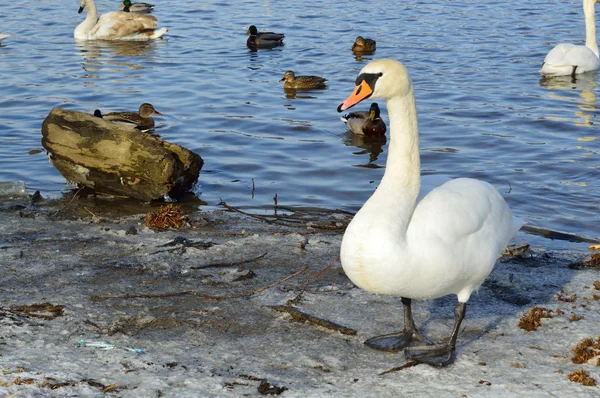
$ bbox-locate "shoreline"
[1,198,599,397]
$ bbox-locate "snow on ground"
[0,201,599,397]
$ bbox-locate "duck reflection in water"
[343,132,387,166]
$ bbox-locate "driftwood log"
[41,107,203,201]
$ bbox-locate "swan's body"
[341,103,386,136]
[337,59,522,366]
[100,103,162,129]
[280,70,327,89]
[541,0,600,76]
[121,0,154,13]
[75,0,167,41]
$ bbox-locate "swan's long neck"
[74,0,99,39]
[584,0,599,57]
[360,91,421,237]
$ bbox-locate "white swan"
[337,59,523,367]
[74,0,168,41]
[540,0,600,76]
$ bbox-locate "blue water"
[1,0,599,247]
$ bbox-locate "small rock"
[125,226,138,235]
[258,380,287,395]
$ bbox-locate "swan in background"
[541,0,600,76]
[337,59,522,367]
[75,0,168,41]
[0,33,12,43]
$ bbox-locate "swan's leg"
[571,66,578,77]
[364,297,431,352]
[404,302,466,367]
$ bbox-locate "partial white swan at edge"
[541,0,600,76]
[337,59,523,367]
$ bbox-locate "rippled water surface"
[1,0,599,246]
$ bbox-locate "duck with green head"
[341,103,386,136]
[121,0,154,13]
[246,25,285,49]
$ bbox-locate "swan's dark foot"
[404,301,467,367]
[404,343,455,367]
[364,297,431,352]
[364,329,431,352]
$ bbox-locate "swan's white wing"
[90,12,158,40]
[418,174,452,202]
[408,178,516,252]
[0,33,12,42]
[541,43,600,76]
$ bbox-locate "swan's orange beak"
[337,80,373,112]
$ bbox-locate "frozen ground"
[0,196,599,397]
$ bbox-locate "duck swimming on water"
[337,59,522,367]
[352,36,376,53]
[246,25,284,49]
[121,0,154,13]
[279,71,327,89]
[340,103,386,136]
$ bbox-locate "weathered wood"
[41,107,203,201]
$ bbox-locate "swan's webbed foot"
[364,329,431,352]
[364,297,431,352]
[404,301,467,367]
[404,343,455,367]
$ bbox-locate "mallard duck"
[352,36,377,53]
[75,0,167,40]
[337,59,522,367]
[246,25,284,49]
[121,0,154,13]
[279,71,327,89]
[341,103,386,136]
[100,103,162,129]
[540,0,600,76]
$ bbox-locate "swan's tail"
[150,27,168,39]
[510,215,525,238]
[539,63,577,77]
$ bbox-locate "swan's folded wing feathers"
[408,178,509,248]
[543,43,599,73]
[91,12,158,39]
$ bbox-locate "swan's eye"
[377,72,383,77]
[355,73,381,91]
